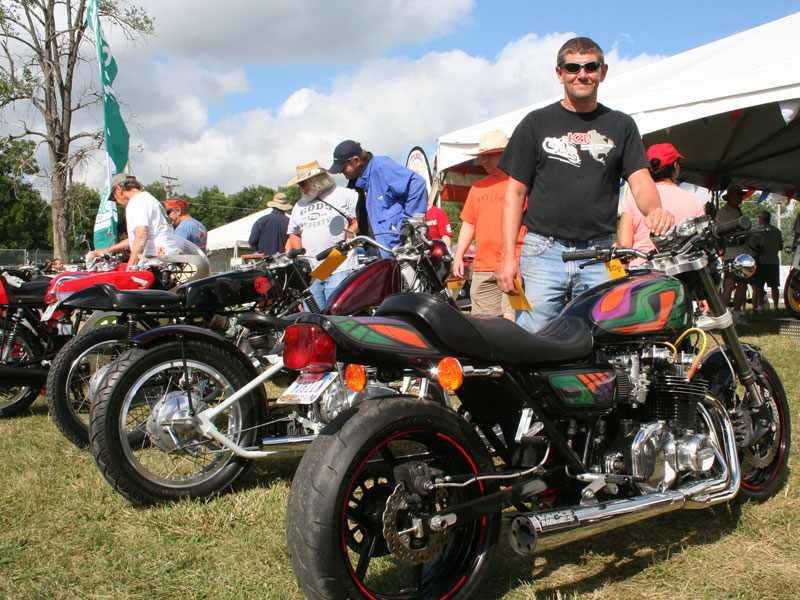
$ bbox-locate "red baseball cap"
[646,143,684,168]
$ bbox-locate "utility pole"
[161,166,180,197]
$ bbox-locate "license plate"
[278,371,338,405]
[41,303,57,322]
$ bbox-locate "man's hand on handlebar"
[644,207,675,236]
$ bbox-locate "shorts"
[752,262,779,288]
[470,270,512,317]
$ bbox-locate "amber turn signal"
[435,357,463,391]
[345,364,367,392]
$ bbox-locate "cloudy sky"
[5,0,799,199]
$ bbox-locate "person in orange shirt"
[453,130,525,320]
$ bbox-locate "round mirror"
[329,215,347,236]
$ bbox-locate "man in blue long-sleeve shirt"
[329,140,427,256]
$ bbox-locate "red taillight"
[283,323,336,372]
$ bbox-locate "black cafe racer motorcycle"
[284,215,790,600]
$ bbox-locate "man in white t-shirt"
[88,173,175,270]
[287,160,359,308]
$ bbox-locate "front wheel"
[287,396,499,600]
[735,355,791,502]
[784,268,800,317]
[46,324,131,448]
[90,339,265,505]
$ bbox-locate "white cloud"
[126,0,475,64]
[86,30,659,198]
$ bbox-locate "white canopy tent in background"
[436,12,800,202]
[206,208,272,253]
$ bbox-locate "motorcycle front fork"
[696,267,764,405]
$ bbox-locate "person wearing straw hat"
[166,197,207,253]
[287,160,360,307]
[329,140,427,257]
[497,36,673,333]
[453,130,524,320]
[249,192,292,256]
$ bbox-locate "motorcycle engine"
[602,349,717,494]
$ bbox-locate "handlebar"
[710,215,751,239]
[562,248,602,262]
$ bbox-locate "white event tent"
[436,12,800,202]
[205,208,272,254]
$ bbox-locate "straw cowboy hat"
[267,192,292,211]
[468,129,508,156]
[288,160,327,186]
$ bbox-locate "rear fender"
[130,325,259,378]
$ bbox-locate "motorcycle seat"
[1,279,50,305]
[96,283,182,311]
[375,293,592,364]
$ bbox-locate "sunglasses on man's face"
[560,61,603,74]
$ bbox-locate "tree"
[66,180,100,247]
[0,0,153,259]
[0,137,50,249]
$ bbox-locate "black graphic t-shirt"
[498,102,648,241]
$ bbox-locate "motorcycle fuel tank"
[178,269,277,310]
[562,273,690,341]
[323,257,402,316]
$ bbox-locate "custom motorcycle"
[88,216,456,505]
[784,244,800,317]
[283,215,790,600]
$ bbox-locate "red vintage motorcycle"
[0,235,208,418]
[88,216,457,505]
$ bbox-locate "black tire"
[735,356,791,502]
[0,325,44,418]
[286,396,499,600]
[46,324,131,448]
[90,339,264,505]
[783,269,800,318]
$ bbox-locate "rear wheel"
[783,269,800,317]
[287,396,499,600]
[46,324,131,448]
[90,340,264,505]
[0,325,44,417]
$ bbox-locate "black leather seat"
[1,279,50,305]
[237,311,295,331]
[375,293,592,364]
[97,283,182,311]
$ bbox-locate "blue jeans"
[515,231,612,333]
[308,269,353,310]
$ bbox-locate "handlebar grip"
[711,215,751,238]
[562,249,598,262]
[287,248,306,259]
[315,248,333,261]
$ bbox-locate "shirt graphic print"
[542,130,616,167]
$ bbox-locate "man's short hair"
[119,176,143,191]
[557,37,605,66]
[758,210,771,223]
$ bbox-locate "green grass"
[1,312,799,599]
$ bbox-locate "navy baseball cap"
[329,140,362,174]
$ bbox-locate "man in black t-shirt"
[249,192,291,256]
[497,36,673,333]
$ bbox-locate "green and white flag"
[87,0,129,249]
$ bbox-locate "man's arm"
[627,168,673,235]
[88,237,129,260]
[401,174,428,223]
[289,233,303,250]
[127,226,148,269]
[452,221,475,278]
[497,177,528,294]
[617,212,634,248]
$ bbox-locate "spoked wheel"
[287,396,499,600]
[0,326,44,417]
[783,269,800,318]
[90,339,265,505]
[735,355,791,502]
[46,324,131,448]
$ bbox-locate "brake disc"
[741,399,780,469]
[382,483,449,565]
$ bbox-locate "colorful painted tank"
[562,273,690,342]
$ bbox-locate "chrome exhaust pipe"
[509,395,741,556]
[259,434,315,455]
